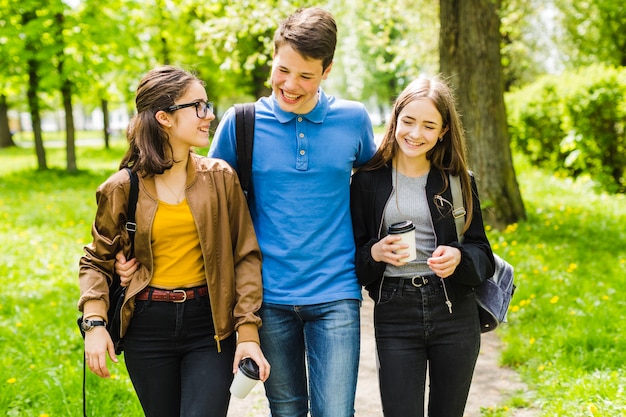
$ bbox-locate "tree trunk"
[102,99,111,148]
[27,58,47,171]
[0,95,15,148]
[62,79,77,172]
[439,0,525,229]
[55,12,76,172]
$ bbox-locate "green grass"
[0,144,142,416]
[1,143,625,416]
[487,156,626,416]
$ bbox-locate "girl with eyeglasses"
[78,65,269,416]
[350,75,494,417]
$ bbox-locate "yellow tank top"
[150,199,206,289]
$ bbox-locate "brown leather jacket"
[78,153,263,347]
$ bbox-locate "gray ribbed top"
[384,168,436,277]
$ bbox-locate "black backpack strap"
[234,102,255,199]
[124,167,139,257]
[82,167,139,417]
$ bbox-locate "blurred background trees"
[1,0,624,223]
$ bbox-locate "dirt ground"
[227,295,538,417]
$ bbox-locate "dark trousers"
[373,276,481,417]
[124,294,235,417]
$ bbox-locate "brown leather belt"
[135,286,208,303]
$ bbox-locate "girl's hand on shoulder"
[371,235,410,266]
[233,341,271,382]
[427,245,461,278]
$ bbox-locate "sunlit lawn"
[0,141,625,416]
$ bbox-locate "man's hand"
[115,251,139,286]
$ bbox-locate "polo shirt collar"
[271,89,329,124]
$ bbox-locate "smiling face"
[158,81,215,155]
[270,44,332,114]
[395,98,447,168]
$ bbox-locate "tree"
[0,96,14,148]
[0,0,21,148]
[21,5,48,170]
[440,0,526,228]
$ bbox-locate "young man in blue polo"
[209,7,376,416]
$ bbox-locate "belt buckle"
[172,289,188,303]
[411,276,428,287]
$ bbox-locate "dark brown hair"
[120,65,204,176]
[362,75,475,230]
[273,7,337,72]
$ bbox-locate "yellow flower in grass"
[529,337,536,345]
[7,377,16,384]
[510,305,520,313]
[602,295,609,301]
[40,414,49,417]
[566,263,577,273]
[550,296,559,304]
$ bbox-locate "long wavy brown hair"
[360,75,475,231]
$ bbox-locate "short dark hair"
[274,7,337,71]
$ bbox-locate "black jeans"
[373,275,480,417]
[124,293,235,417]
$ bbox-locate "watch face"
[81,319,105,332]
[81,319,92,332]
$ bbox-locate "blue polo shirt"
[209,90,375,305]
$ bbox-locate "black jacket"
[350,164,495,294]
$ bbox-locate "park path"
[228,295,539,417]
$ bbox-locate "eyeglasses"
[163,100,214,118]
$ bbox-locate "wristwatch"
[81,318,106,332]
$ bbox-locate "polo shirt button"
[297,117,303,122]
[299,133,304,138]
[300,150,305,155]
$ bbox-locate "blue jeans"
[373,276,481,417]
[124,293,235,417]
[259,300,361,417]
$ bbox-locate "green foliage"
[506,65,626,193]
[554,0,626,68]
[489,155,626,415]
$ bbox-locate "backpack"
[449,175,516,333]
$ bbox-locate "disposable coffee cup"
[230,358,260,399]
[387,220,417,262]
